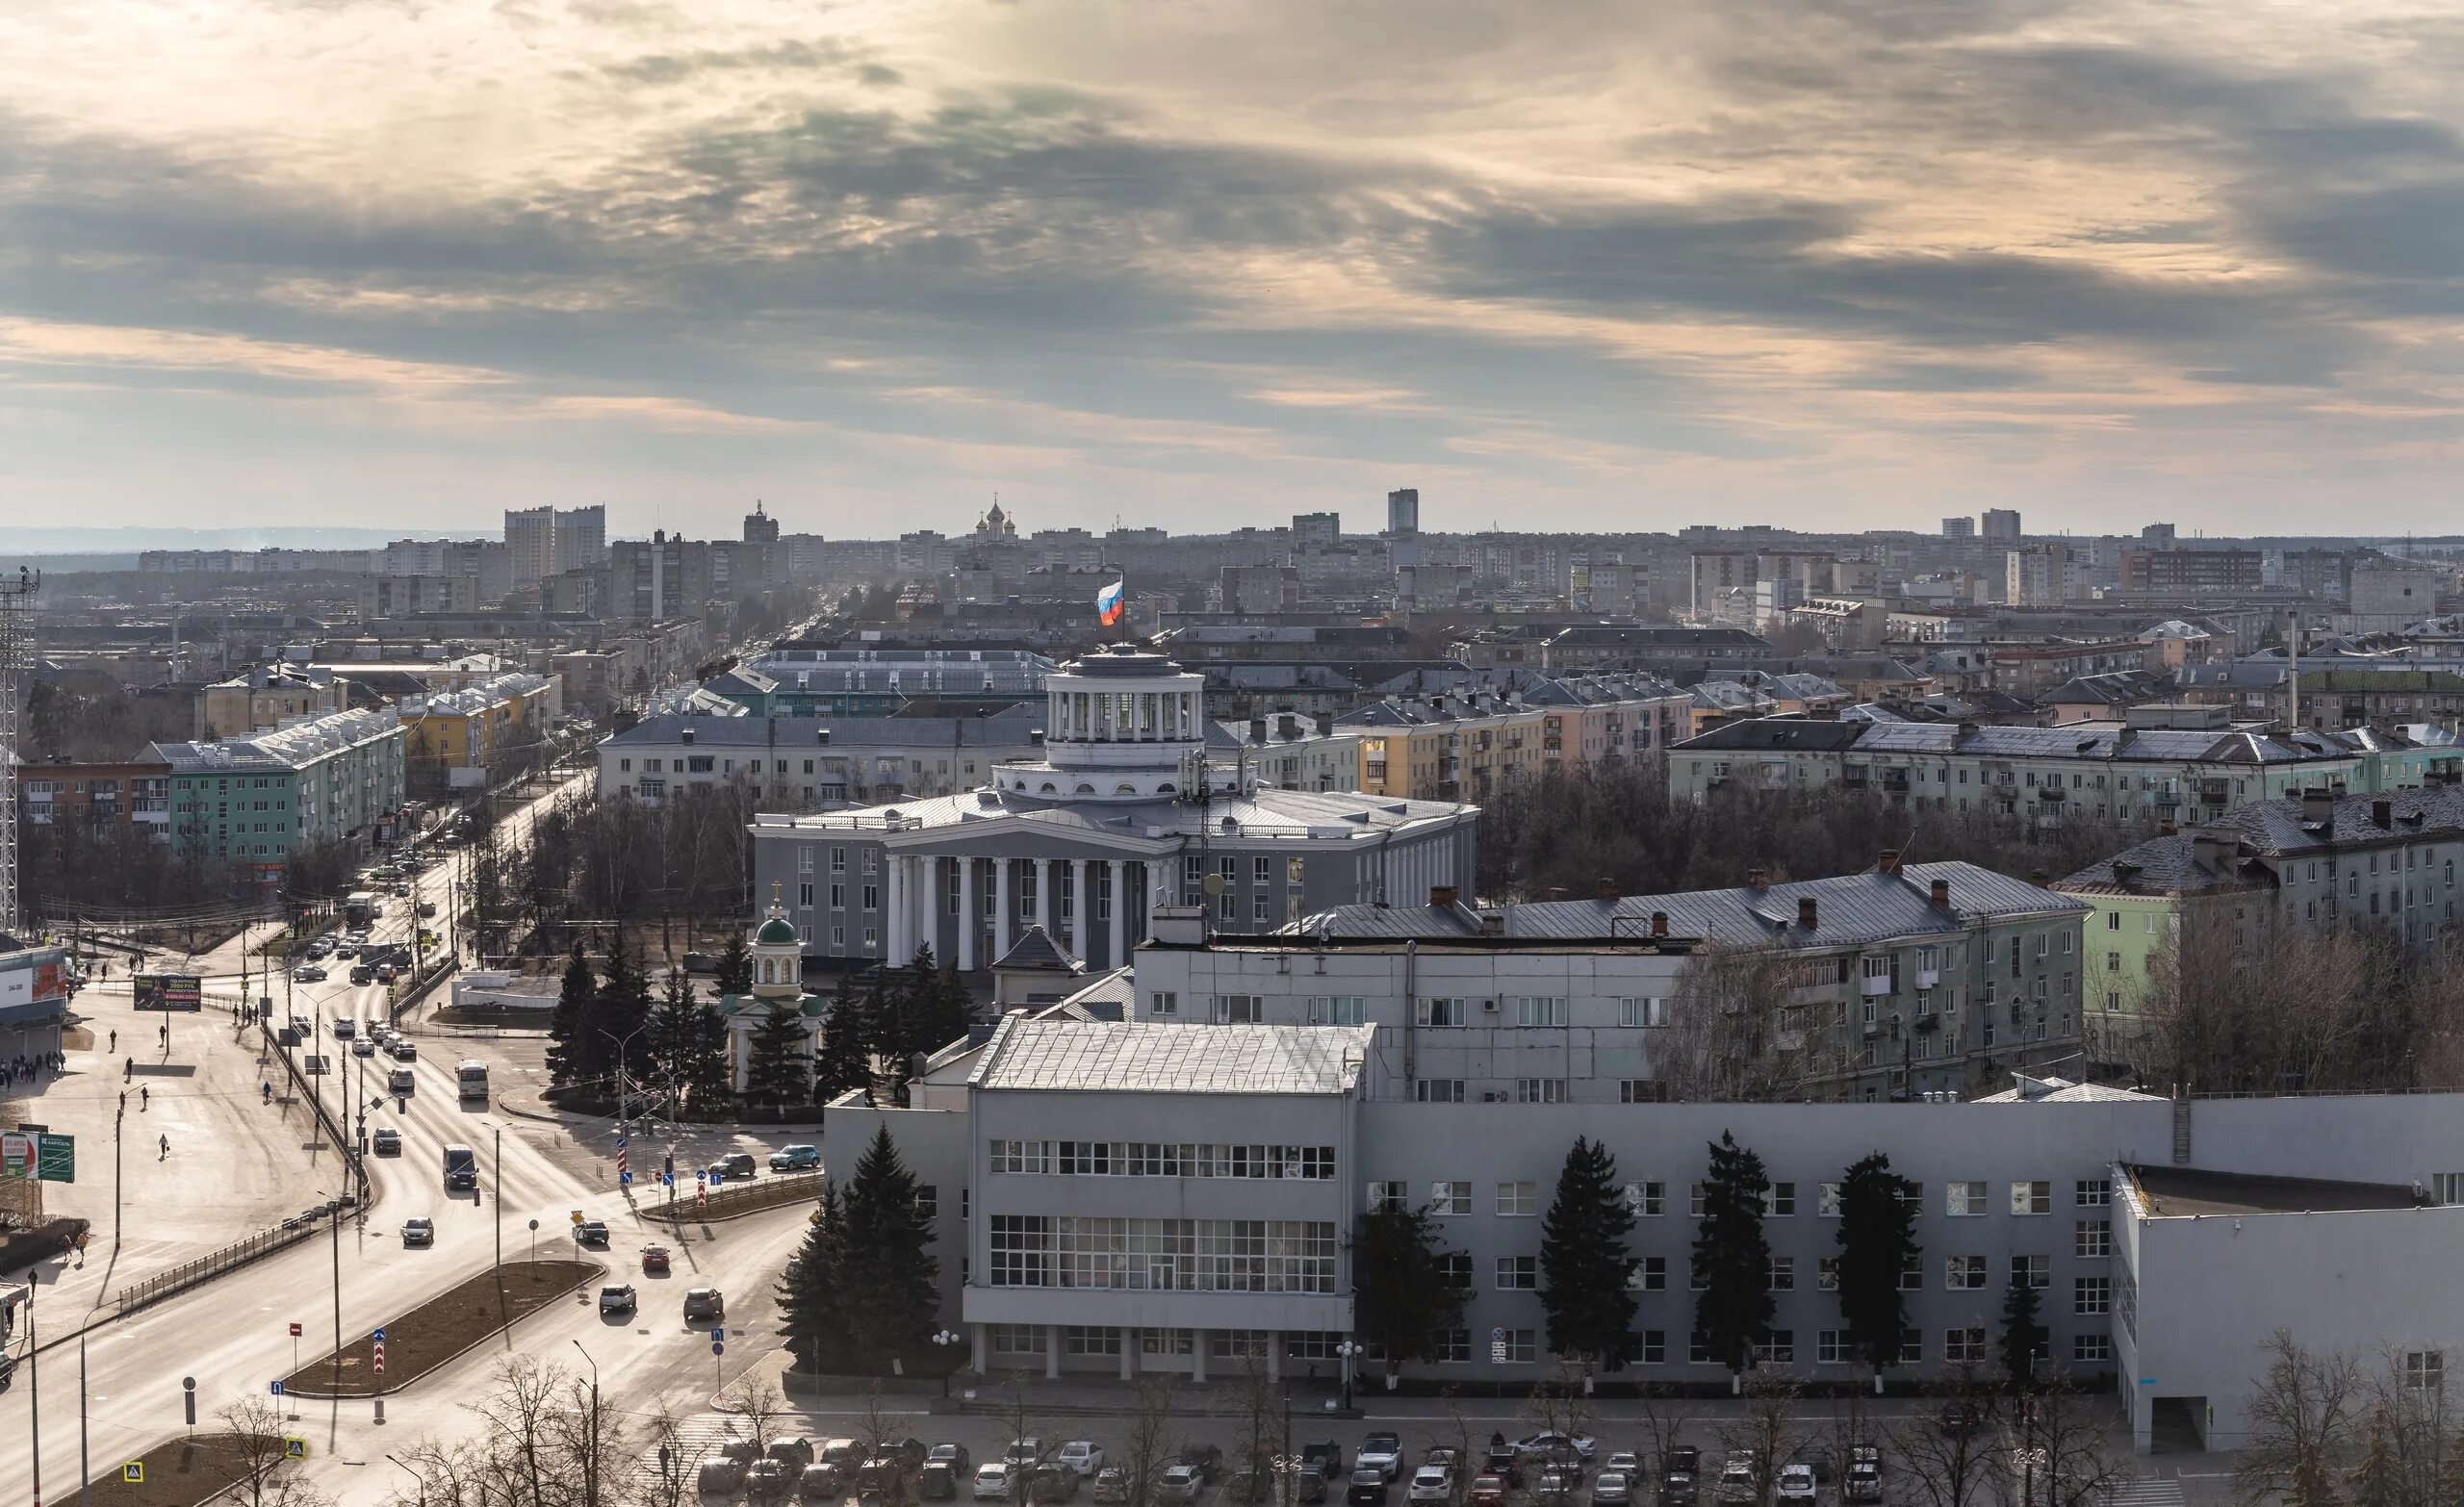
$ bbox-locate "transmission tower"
[0,567,38,936]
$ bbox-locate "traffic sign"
[620,1170,633,1188]
[285,1438,307,1461]
[123,1463,144,1483]
[712,1340,724,1356]
[571,1210,583,1225]
[288,1322,302,1338]
[270,1380,286,1397]
[711,1326,725,1343]
[1490,1326,1505,1341]
[373,1328,386,1342]
[708,1171,724,1188]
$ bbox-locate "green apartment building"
[148,706,408,868]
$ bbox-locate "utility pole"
[572,1341,600,1507]
[77,1335,88,1507]
[27,1279,38,1507]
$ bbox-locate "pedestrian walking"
[108,1029,116,1053]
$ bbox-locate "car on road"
[293,965,326,983]
[1300,1443,1342,1480]
[1155,1467,1204,1505]
[391,1040,418,1061]
[1776,1465,1817,1505]
[683,1288,725,1323]
[372,1128,400,1155]
[642,1245,671,1275]
[1590,1472,1632,1507]
[352,1037,376,1058]
[578,1219,610,1247]
[770,1143,821,1172]
[387,1068,415,1097]
[419,901,437,917]
[349,966,373,985]
[1058,1443,1105,1476]
[1354,1437,1402,1484]
[331,1018,354,1038]
[974,1466,1015,1502]
[401,1217,434,1247]
[1467,1478,1507,1507]
[1841,1448,1883,1504]
[707,1152,758,1182]
[598,1283,636,1315]
[1407,1466,1453,1504]
[1344,1469,1389,1507]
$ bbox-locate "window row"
[992,1140,1335,1180]
[987,1216,1340,1293]
[1384,1178,2109,1219]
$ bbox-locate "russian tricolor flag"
[1096,578,1125,627]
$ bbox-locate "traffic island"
[81,1434,263,1507]
[279,1258,599,1398]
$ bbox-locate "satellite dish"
[1202,873,1226,897]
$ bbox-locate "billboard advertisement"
[133,974,203,1012]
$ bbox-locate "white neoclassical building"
[750,645,1477,973]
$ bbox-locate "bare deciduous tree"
[1660,944,1817,1102]
[218,1396,335,1507]
[1715,1368,1806,1507]
[1891,1365,2002,1507]
[2236,1331,2366,1507]
[1119,1372,1184,1507]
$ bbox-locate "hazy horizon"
[6,2,2463,535]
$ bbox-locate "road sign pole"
[76,1335,87,1507]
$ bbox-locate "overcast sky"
[4,0,2461,539]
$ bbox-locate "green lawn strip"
[280,1258,600,1399]
[81,1434,263,1507]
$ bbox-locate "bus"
[344,891,382,931]
[457,1060,489,1101]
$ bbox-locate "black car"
[1938,1402,1984,1437]
[577,1219,610,1247]
[1663,1450,1701,1478]
[1299,1444,1343,1481]
[1660,1473,1697,1507]
[1345,1471,1389,1507]
[372,1128,401,1155]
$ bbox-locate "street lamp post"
[387,1454,427,1507]
[319,1188,341,1392]
[572,1340,601,1507]
[600,1024,651,1196]
[932,1328,963,1398]
[1334,1340,1361,1412]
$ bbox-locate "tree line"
[2239,1332,2464,1507]
[1476,765,2145,905]
[777,1126,940,1376]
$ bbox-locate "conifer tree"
[713,928,756,997]
[646,966,702,1099]
[1538,1137,1640,1367]
[1835,1152,1920,1373]
[1999,1277,2046,1395]
[777,1181,851,1373]
[1692,1131,1775,1375]
[1350,1205,1469,1386]
[745,1003,811,1106]
[2349,1412,2401,1507]
[594,939,654,1096]
[545,940,598,1089]
[813,972,875,1105]
[837,1126,940,1364]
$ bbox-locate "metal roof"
[607,706,1042,751]
[972,1018,1372,1094]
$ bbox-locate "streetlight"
[932,1328,963,1398]
[600,1023,652,1196]
[1333,1339,1362,1412]
[572,1340,602,1507]
[317,1188,341,1395]
[387,1453,427,1507]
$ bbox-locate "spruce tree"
[2435,1418,2464,1507]
[1998,1277,2046,1395]
[905,961,976,1058]
[777,1181,851,1373]
[1835,1152,1921,1373]
[2350,1412,2401,1507]
[2289,1447,2342,1507]
[1350,1206,1469,1386]
[680,990,735,1109]
[813,972,875,1105]
[1692,1131,1775,1375]
[745,1003,811,1106]
[837,1126,940,1365]
[594,940,654,1097]
[1538,1137,1640,1368]
[647,967,702,1093]
[713,928,756,997]
[545,940,598,1090]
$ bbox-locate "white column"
[1192,1331,1208,1384]
[1108,858,1128,967]
[994,859,1015,960]
[1071,860,1091,958]
[958,857,979,972]
[970,1325,988,1375]
[885,852,907,962]
[1145,859,1169,928]
[1036,857,1054,938]
[1119,1329,1137,1381]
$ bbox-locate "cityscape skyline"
[9,2,2464,532]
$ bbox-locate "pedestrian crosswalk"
[623,1412,754,1494]
[2106,1474,2188,1507]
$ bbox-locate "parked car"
[1344,1470,1389,1507]
[922,1464,959,1501]
[1591,1473,1633,1507]
[860,1458,913,1495]
[1534,1471,1578,1507]
[1407,1467,1454,1504]
[771,1143,822,1171]
[643,1244,672,1274]
[1176,1447,1225,1484]
[400,1216,433,1247]
[1518,1435,1598,1466]
[683,1288,725,1323]
[1355,1438,1403,1484]
[798,1466,844,1501]
[1092,1469,1133,1505]
[1841,1449,1883,1505]
[1156,1467,1204,1505]
[1479,1448,1523,1489]
[1662,1451,1701,1478]
[1938,1402,1984,1438]
[1031,1463,1081,1502]
[699,1460,748,1496]
[1006,1442,1047,1469]
[821,1441,865,1469]
[598,1284,635,1315]
[974,1466,1015,1502]
[1715,1462,1756,1506]
[747,1462,794,1502]
[1603,1456,1641,1480]
[1467,1479,1508,1507]
[1059,1443,1106,1476]
[929,1445,973,1476]
[1796,1449,1834,1486]
[1776,1465,1817,1505]
[1301,1443,1344,1480]
[1659,1470,1697,1507]
[1286,1468,1328,1505]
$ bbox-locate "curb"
[278,1259,604,1401]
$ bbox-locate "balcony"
[1860,974,1893,998]
[1915,967,1940,989]
[1910,1012,1940,1032]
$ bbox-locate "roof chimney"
[1878,848,1902,875]
[816,728,831,745]
[1650,910,1668,937]
[1798,896,1818,932]
[1250,717,1269,745]
[1746,866,1770,892]
[1930,878,1951,910]
[1278,713,1299,741]
[2301,785,2334,825]
[680,726,695,744]
[2373,798,2393,830]
[1428,884,1458,909]
[1598,877,1619,901]
[1314,711,1334,736]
